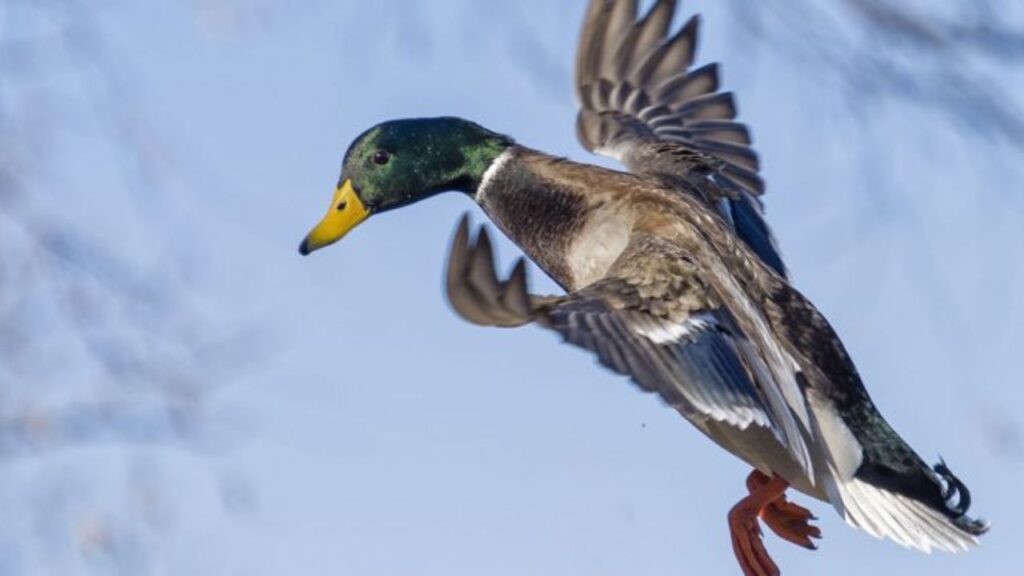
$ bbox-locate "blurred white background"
[1,1,1021,574]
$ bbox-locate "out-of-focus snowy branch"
[0,1,245,573]
[845,0,1024,60]
[727,0,1024,147]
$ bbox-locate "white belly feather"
[565,209,632,289]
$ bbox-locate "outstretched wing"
[446,216,991,552]
[575,0,786,277]
[446,216,813,476]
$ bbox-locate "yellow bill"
[299,179,370,255]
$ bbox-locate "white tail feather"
[834,478,982,553]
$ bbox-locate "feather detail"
[574,0,785,277]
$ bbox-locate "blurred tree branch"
[1,1,246,572]
[727,0,1024,147]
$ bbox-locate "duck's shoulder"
[507,146,694,209]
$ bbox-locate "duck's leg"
[728,473,787,576]
[745,470,822,550]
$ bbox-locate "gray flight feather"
[574,0,786,277]
[445,215,814,477]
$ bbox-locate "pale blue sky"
[4,1,1023,574]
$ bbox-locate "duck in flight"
[299,1,988,574]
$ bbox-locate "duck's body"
[299,1,988,573]
[476,146,820,495]
[464,143,984,535]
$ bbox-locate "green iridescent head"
[299,117,512,255]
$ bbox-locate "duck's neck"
[445,128,515,194]
[473,147,631,291]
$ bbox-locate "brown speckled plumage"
[450,135,988,552]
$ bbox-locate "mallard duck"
[299,1,988,574]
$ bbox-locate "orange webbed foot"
[761,497,821,550]
[745,470,822,551]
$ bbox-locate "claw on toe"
[761,499,822,550]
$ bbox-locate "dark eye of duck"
[372,150,391,165]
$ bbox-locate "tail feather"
[833,460,989,553]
